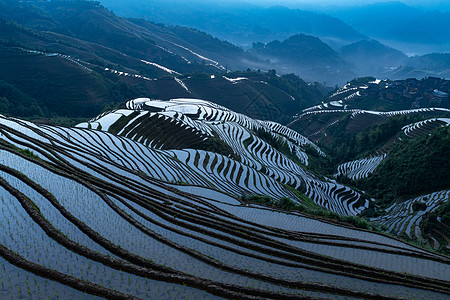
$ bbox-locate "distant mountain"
[252,34,344,67]
[340,39,408,77]
[0,0,264,74]
[127,19,261,71]
[408,53,450,73]
[0,0,61,31]
[249,34,355,85]
[95,0,450,84]
[381,53,450,80]
[97,0,365,48]
[326,1,450,55]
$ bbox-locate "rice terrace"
[1,0,450,299]
[0,97,449,299]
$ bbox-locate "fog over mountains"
[322,1,450,55]
[97,0,450,85]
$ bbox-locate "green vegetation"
[303,145,331,179]
[239,194,314,213]
[229,70,329,123]
[412,202,427,212]
[242,136,253,148]
[252,127,303,165]
[108,111,140,135]
[441,201,450,226]
[327,114,423,165]
[195,133,239,160]
[16,148,39,159]
[359,126,450,205]
[0,47,147,119]
[48,116,89,127]
[178,70,327,124]
[251,127,330,178]
[420,199,450,255]
[0,80,45,118]
[262,72,329,114]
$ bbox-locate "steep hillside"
[0,0,260,75]
[128,19,261,71]
[295,77,450,114]
[0,43,327,121]
[0,41,181,119]
[0,0,61,31]
[176,72,328,124]
[290,106,450,156]
[372,190,450,253]
[289,78,450,193]
[38,0,228,73]
[360,125,450,200]
[363,125,450,252]
[288,97,450,252]
[79,98,366,216]
[0,45,109,117]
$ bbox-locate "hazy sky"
[242,0,450,11]
[248,0,445,5]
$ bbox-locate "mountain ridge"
[0,1,329,121]
[97,0,366,48]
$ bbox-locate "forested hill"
[360,126,450,202]
[0,0,328,123]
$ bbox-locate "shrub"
[412,202,427,212]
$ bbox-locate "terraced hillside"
[334,117,450,181]
[308,77,450,113]
[79,98,366,216]
[336,154,387,181]
[309,110,449,182]
[402,118,450,138]
[1,112,450,299]
[372,191,450,249]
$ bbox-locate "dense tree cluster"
[327,114,424,165]
[359,126,450,204]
